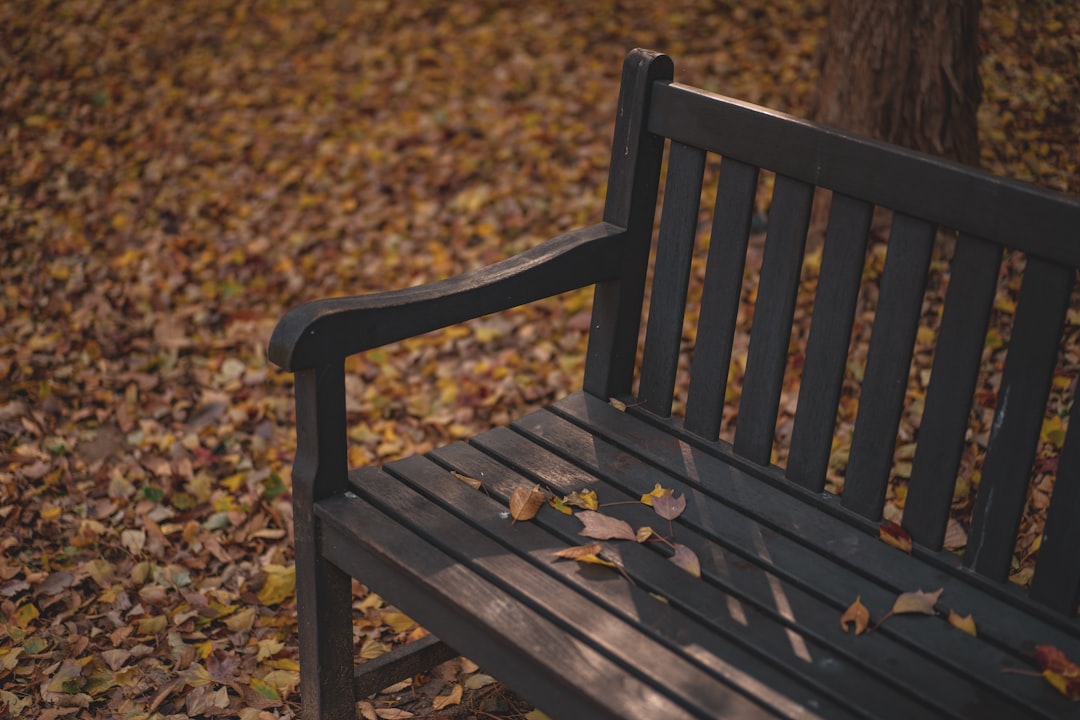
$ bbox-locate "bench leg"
[296,513,356,720]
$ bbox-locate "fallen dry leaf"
[640,483,672,506]
[890,588,943,616]
[636,526,657,543]
[553,543,604,560]
[879,520,913,554]
[509,485,546,523]
[451,471,483,490]
[563,489,599,511]
[576,511,636,541]
[670,544,701,578]
[653,492,687,522]
[1034,645,1080,700]
[548,496,573,515]
[947,610,977,637]
[431,683,463,710]
[840,596,870,635]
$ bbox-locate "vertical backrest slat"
[1031,414,1080,613]
[732,175,814,465]
[684,158,759,439]
[841,214,936,519]
[787,194,874,491]
[903,234,1001,548]
[638,141,706,417]
[964,256,1073,581]
[584,50,672,400]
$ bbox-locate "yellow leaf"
[360,637,389,659]
[509,485,545,522]
[891,588,942,616]
[256,637,285,661]
[224,607,256,632]
[840,596,870,635]
[380,611,417,633]
[137,615,167,635]
[249,676,280,702]
[636,526,657,543]
[432,683,462,710]
[261,669,299,696]
[257,565,296,606]
[524,711,553,720]
[947,610,977,636]
[640,484,672,506]
[12,603,38,628]
[563,490,598,511]
[548,496,573,515]
[608,397,627,411]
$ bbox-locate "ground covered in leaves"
[2,1,1079,718]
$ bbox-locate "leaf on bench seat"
[552,543,617,568]
[639,483,672,506]
[653,492,686,522]
[1034,645,1080,701]
[878,520,913,554]
[509,485,545,523]
[576,511,636,541]
[840,596,870,635]
[947,610,977,637]
[451,471,483,490]
[562,489,598,511]
[670,544,700,578]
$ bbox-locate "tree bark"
[811,0,982,166]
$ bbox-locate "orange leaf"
[1034,645,1080,700]
[669,544,700,578]
[432,683,462,710]
[891,588,942,616]
[947,610,977,637]
[879,521,912,554]
[509,485,545,522]
[840,596,870,635]
[451,471,482,490]
[552,543,603,560]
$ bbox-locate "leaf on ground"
[840,596,870,635]
[576,511,636,541]
[465,673,497,690]
[257,565,296,606]
[376,708,416,719]
[432,683,462,710]
[891,588,942,616]
[1034,645,1080,700]
[653,492,686,521]
[451,471,482,490]
[947,610,977,637]
[509,485,546,522]
[879,520,913,554]
[640,483,672,506]
[670,544,700,578]
[563,489,598,510]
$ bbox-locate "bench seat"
[316,391,1080,719]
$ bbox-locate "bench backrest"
[584,49,1080,614]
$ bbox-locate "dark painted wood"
[787,194,874,491]
[647,82,1080,268]
[638,141,706,416]
[291,364,356,720]
[1032,410,1080,613]
[842,214,936,519]
[965,257,1074,581]
[548,393,1080,650]
[584,49,672,399]
[316,490,707,720]
[270,48,1080,720]
[733,175,814,465]
[353,636,457,698]
[493,406,1075,718]
[904,234,1001,548]
[684,158,759,439]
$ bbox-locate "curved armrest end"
[268,223,626,372]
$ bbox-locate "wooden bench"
[269,49,1080,719]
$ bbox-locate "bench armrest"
[268,222,627,371]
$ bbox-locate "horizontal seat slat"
[550,393,1080,650]
[454,433,997,719]
[317,484,708,720]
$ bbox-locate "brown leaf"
[879,520,913,554]
[947,610,976,636]
[840,596,870,635]
[509,485,545,522]
[669,544,700,578]
[576,510,636,541]
[451,471,482,490]
[1034,645,1080,700]
[653,492,686,522]
[553,543,603,560]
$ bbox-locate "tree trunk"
[811,0,982,166]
